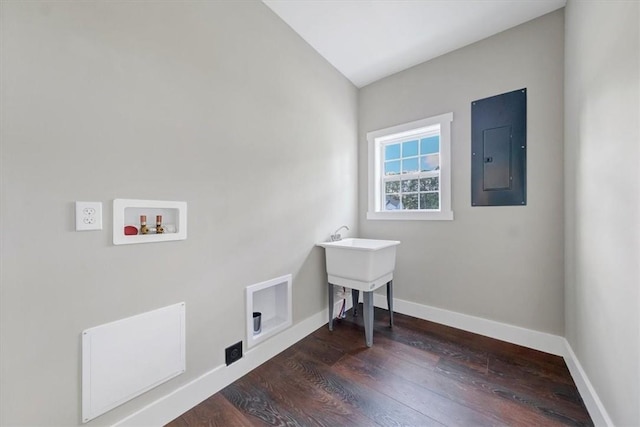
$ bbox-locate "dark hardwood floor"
[167,306,593,426]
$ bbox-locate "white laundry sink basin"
[318,237,401,347]
[317,238,400,291]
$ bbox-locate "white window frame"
[367,112,454,221]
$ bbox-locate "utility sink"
[317,238,401,347]
[317,238,400,291]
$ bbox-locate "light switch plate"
[76,201,102,231]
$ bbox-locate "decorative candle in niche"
[139,215,149,234]
[156,215,164,234]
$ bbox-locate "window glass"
[402,140,419,157]
[402,194,419,210]
[420,154,439,172]
[420,177,439,191]
[385,143,401,160]
[401,158,419,173]
[385,194,400,210]
[384,160,400,176]
[420,193,439,209]
[420,136,439,154]
[385,181,400,193]
[401,179,419,192]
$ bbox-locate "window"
[367,112,453,220]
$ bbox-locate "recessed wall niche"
[245,274,292,348]
[113,199,187,245]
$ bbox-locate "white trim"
[371,293,565,355]
[366,113,453,141]
[367,210,454,221]
[562,340,614,427]
[372,122,440,144]
[371,294,613,426]
[112,309,329,427]
[367,112,453,221]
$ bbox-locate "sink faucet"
[330,225,349,241]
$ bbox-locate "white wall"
[0,1,357,425]
[358,11,565,335]
[564,1,640,425]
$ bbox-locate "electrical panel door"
[471,88,526,206]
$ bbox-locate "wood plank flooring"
[167,306,593,426]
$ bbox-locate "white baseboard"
[371,293,612,427]
[113,308,329,427]
[371,293,565,355]
[114,294,611,427]
[562,340,614,427]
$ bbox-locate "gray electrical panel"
[471,88,527,206]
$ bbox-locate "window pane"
[369,112,452,218]
[402,194,419,210]
[420,154,439,171]
[402,157,419,173]
[384,160,400,176]
[420,193,439,209]
[420,176,439,191]
[420,136,439,154]
[385,143,401,160]
[402,140,419,157]
[401,179,418,192]
[385,194,400,210]
[385,181,400,194]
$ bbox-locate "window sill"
[366,210,454,221]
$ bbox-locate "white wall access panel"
[82,303,186,423]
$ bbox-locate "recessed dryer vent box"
[245,274,292,348]
[471,88,527,206]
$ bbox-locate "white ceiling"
[263,0,566,88]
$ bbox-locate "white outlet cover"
[76,201,103,231]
